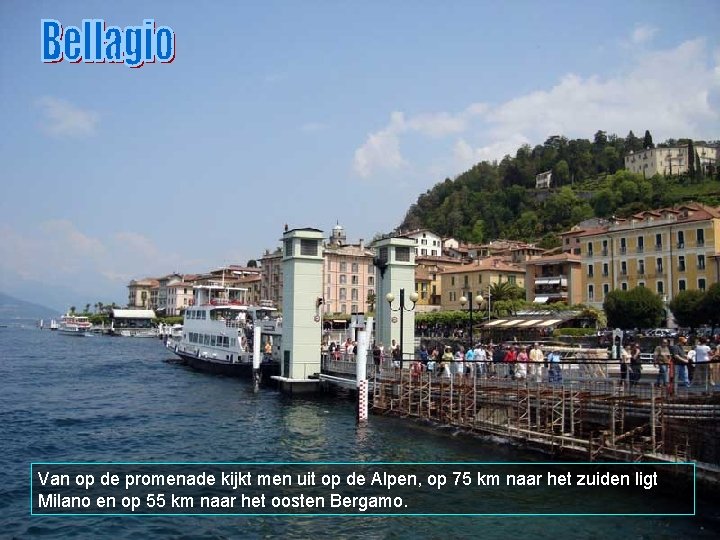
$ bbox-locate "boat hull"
[174,349,280,380]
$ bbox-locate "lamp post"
[460,292,485,346]
[386,288,418,370]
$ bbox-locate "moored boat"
[57,314,92,336]
[172,285,281,380]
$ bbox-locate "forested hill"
[400,131,720,249]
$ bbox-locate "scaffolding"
[371,369,720,473]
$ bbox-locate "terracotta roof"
[526,253,582,265]
[440,257,524,274]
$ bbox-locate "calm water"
[0,324,718,539]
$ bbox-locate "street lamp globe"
[408,292,419,303]
[460,296,468,306]
[475,294,484,305]
[385,292,395,304]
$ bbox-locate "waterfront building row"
[127,202,720,319]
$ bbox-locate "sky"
[1,0,719,312]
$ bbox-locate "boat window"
[204,334,210,345]
[211,335,217,346]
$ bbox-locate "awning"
[518,319,542,327]
[533,296,550,304]
[485,319,508,326]
[500,320,524,327]
[534,277,560,286]
[536,319,562,327]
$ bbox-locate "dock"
[320,354,720,485]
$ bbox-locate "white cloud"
[631,23,658,45]
[353,104,486,177]
[0,220,198,297]
[353,37,720,179]
[36,97,100,137]
[353,112,407,177]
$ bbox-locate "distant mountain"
[0,292,60,320]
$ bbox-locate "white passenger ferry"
[172,285,281,378]
[57,314,93,336]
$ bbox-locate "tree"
[668,290,705,331]
[624,130,642,153]
[687,139,696,181]
[85,303,91,314]
[552,159,570,185]
[643,130,654,149]
[604,287,664,329]
[247,259,258,268]
[698,283,720,330]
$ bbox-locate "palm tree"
[85,303,91,314]
[69,306,76,315]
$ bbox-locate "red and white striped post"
[356,329,369,425]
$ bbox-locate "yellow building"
[414,255,463,312]
[440,257,525,311]
[560,203,720,309]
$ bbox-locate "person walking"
[653,339,672,388]
[671,336,690,388]
[529,343,544,383]
[629,343,643,390]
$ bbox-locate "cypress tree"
[643,130,654,149]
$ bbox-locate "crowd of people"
[324,334,720,391]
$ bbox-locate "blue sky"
[1,1,719,311]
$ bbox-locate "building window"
[621,282,628,291]
[368,276,374,286]
[351,263,358,273]
[588,264,594,277]
[339,288,346,301]
[368,264,374,273]
[697,228,705,247]
[451,277,455,286]
[587,242,593,256]
[698,255,706,270]
[699,278,706,291]
[508,275,516,285]
[637,236,644,253]
[603,284,609,296]
[655,233,662,250]
[621,261,627,276]
[341,304,347,313]
[656,258,663,274]
[602,263,609,277]
[588,285,594,301]
[463,275,469,287]
[638,259,645,275]
[351,304,358,313]
[340,262,347,272]
[678,279,686,291]
[677,231,685,249]
[395,246,411,262]
[300,239,319,256]
[638,282,645,288]
[602,239,608,256]
[657,281,664,294]
[620,238,627,254]
[351,289,358,301]
[351,275,358,285]
[339,275,346,285]
[678,256,686,272]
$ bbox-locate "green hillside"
[400,132,720,249]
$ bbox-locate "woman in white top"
[694,338,712,388]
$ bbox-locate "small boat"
[57,314,92,336]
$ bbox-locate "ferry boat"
[57,314,92,336]
[172,285,281,379]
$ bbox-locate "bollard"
[356,330,369,425]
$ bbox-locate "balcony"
[620,247,627,254]
[697,241,705,248]
[677,243,685,249]
[655,244,662,251]
[636,246,644,253]
[602,249,608,256]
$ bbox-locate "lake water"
[0,324,717,538]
